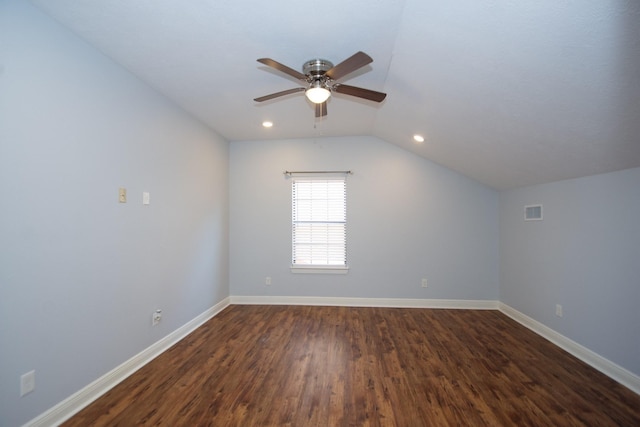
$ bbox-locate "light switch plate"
[118,187,127,203]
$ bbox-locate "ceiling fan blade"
[315,102,327,118]
[257,58,307,81]
[254,87,305,102]
[325,51,373,81]
[333,84,387,102]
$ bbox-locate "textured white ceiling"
[31,0,640,190]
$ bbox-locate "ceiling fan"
[254,51,387,117]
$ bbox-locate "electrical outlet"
[421,278,428,288]
[20,370,35,397]
[152,309,162,326]
[265,276,271,286]
[555,304,563,317]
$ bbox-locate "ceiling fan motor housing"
[303,59,334,81]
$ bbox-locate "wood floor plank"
[63,306,640,426]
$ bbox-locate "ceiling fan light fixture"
[305,81,331,104]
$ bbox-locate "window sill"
[290,266,349,274]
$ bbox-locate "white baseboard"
[499,302,640,395]
[25,297,231,427]
[230,295,499,310]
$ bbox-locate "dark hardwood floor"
[63,305,640,426]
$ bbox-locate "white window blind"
[292,177,346,267]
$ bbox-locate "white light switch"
[142,192,150,205]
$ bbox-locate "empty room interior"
[1,0,640,425]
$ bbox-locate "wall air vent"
[524,204,543,221]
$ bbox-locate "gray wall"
[230,137,499,300]
[500,167,640,376]
[0,1,229,425]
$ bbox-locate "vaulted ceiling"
[31,0,640,190]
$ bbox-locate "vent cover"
[525,205,543,221]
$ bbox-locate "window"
[291,176,347,272]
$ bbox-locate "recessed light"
[262,121,273,128]
[413,134,425,143]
